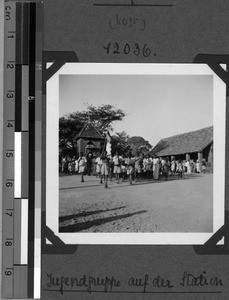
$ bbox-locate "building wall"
[203,142,213,167]
[77,138,105,156]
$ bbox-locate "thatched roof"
[75,123,105,140]
[152,126,213,157]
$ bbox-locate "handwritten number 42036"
[103,42,151,57]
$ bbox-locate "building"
[74,122,105,156]
[152,126,213,168]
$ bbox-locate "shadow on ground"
[59,210,147,232]
[59,206,127,222]
[59,174,205,191]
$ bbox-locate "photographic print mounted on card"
[46,63,225,245]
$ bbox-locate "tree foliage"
[59,104,126,158]
[59,104,153,158]
[111,131,130,155]
[59,117,82,158]
[68,104,125,132]
[128,136,152,154]
[111,133,153,156]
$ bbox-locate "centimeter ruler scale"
[3,1,43,299]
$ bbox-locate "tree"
[111,133,153,156]
[59,104,126,158]
[68,104,125,132]
[128,136,152,155]
[59,117,82,158]
[111,131,130,155]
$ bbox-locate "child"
[108,156,114,181]
[95,155,102,179]
[153,156,160,180]
[134,154,142,182]
[78,152,87,182]
[202,160,206,174]
[177,160,183,178]
[162,159,169,180]
[171,157,176,177]
[145,155,152,180]
[113,152,121,184]
[74,156,79,174]
[100,151,109,188]
[196,160,201,173]
[125,153,135,185]
[121,156,127,182]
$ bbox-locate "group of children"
[60,152,210,188]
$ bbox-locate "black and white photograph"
[46,63,225,244]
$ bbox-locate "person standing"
[61,157,66,173]
[113,152,121,184]
[86,152,93,176]
[125,153,135,185]
[153,156,160,180]
[196,160,201,173]
[134,154,142,182]
[95,155,102,179]
[121,156,127,182]
[100,151,109,188]
[74,156,79,174]
[78,152,87,182]
[145,155,152,180]
[171,157,176,177]
[177,160,183,177]
[162,158,169,180]
[202,159,206,174]
[185,160,191,174]
[92,156,96,176]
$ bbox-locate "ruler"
[2,1,43,298]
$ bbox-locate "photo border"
[46,63,226,245]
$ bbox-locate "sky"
[59,74,213,147]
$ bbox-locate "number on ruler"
[7,31,15,39]
[7,63,14,69]
[5,211,13,217]
[6,92,14,99]
[5,270,12,276]
[6,122,13,128]
[5,6,11,21]
[5,268,13,276]
[6,152,13,158]
[5,181,13,188]
[5,240,13,247]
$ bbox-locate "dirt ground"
[59,173,213,233]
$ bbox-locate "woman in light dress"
[185,160,191,174]
[78,152,87,182]
[153,156,160,180]
[171,157,176,176]
[95,155,103,178]
[196,160,201,173]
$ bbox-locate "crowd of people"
[60,151,212,188]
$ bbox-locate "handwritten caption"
[103,13,155,58]
[103,42,153,57]
[45,271,223,295]
[109,14,146,31]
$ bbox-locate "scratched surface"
[42,0,229,299]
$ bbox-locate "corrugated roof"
[152,126,213,156]
[76,123,105,140]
